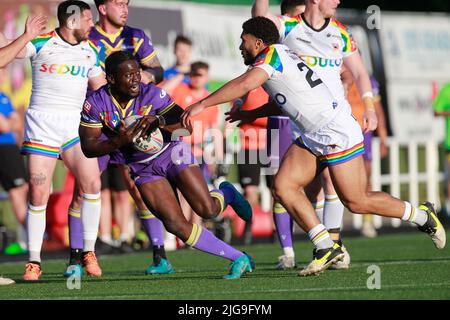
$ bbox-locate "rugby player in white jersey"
[10,0,106,281]
[0,15,47,286]
[252,0,377,269]
[182,17,445,277]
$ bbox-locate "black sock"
[153,245,166,265]
[70,249,83,264]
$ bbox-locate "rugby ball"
[124,115,164,155]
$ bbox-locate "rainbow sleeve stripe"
[260,46,283,73]
[88,40,101,67]
[319,142,364,166]
[21,141,60,158]
[282,15,301,38]
[31,31,54,54]
[332,19,357,54]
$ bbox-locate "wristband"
[362,91,374,99]
[155,115,166,127]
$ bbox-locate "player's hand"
[24,15,48,41]
[135,115,159,141]
[116,120,138,146]
[181,103,204,128]
[224,107,256,127]
[363,109,378,133]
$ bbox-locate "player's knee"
[195,198,216,219]
[273,178,290,203]
[163,217,189,239]
[79,177,101,194]
[343,198,367,214]
[29,186,50,206]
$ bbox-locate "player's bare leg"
[62,143,102,277]
[305,169,349,269]
[328,155,446,249]
[118,165,174,274]
[137,177,253,279]
[23,154,58,281]
[175,165,252,223]
[273,144,345,277]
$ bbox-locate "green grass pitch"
[0,232,449,300]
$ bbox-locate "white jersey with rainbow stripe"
[25,30,102,113]
[278,15,357,105]
[253,44,339,133]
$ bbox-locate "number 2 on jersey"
[297,62,323,88]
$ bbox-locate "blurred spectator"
[171,61,222,227]
[234,87,269,245]
[162,35,193,94]
[0,67,28,254]
[348,75,388,237]
[433,82,450,214]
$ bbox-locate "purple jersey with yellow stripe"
[89,25,156,71]
[278,14,357,107]
[80,83,176,164]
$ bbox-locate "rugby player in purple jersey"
[79,51,255,279]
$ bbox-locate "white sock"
[283,246,295,258]
[120,233,128,242]
[81,193,101,252]
[27,204,47,263]
[323,194,344,230]
[18,224,27,249]
[312,199,325,223]
[401,201,428,226]
[100,234,113,245]
[308,224,334,250]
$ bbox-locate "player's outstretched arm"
[252,0,281,30]
[0,15,47,67]
[225,99,282,126]
[181,68,269,127]
[138,105,193,141]
[344,53,378,132]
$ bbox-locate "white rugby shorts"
[294,110,364,166]
[22,108,81,158]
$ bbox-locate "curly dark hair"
[105,51,137,77]
[242,17,279,46]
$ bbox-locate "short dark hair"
[57,0,91,27]
[105,51,137,77]
[174,35,192,47]
[280,0,306,15]
[94,0,130,10]
[242,17,279,46]
[190,61,209,75]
